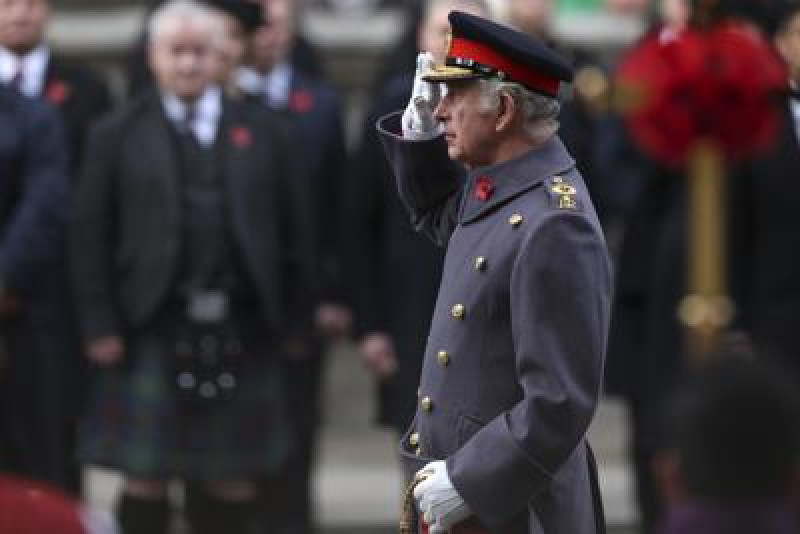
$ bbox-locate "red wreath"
[616,20,786,166]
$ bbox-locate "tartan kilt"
[77,331,291,480]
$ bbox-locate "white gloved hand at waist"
[402,52,442,140]
[414,460,472,533]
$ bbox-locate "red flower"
[474,175,495,201]
[44,79,70,106]
[289,89,314,113]
[616,20,786,165]
[230,126,252,149]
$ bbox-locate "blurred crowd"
[0,0,799,533]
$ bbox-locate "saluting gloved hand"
[414,460,472,534]
[402,52,442,140]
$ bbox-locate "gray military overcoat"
[378,111,612,534]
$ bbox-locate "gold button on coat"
[437,350,450,366]
[509,213,524,227]
[409,432,419,447]
[474,256,487,271]
[420,396,433,412]
[451,304,465,319]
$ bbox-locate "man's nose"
[433,99,446,121]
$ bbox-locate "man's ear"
[495,90,517,133]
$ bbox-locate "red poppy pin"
[44,79,71,106]
[230,125,253,149]
[289,89,314,113]
[474,175,495,201]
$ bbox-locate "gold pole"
[678,139,734,368]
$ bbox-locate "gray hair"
[148,0,218,43]
[478,79,561,143]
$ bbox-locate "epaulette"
[546,175,580,210]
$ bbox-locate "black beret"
[204,0,265,32]
[423,11,573,98]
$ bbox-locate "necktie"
[179,105,198,142]
[9,66,23,93]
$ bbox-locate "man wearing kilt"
[70,2,315,533]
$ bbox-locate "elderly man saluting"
[378,11,612,534]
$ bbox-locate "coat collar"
[459,135,575,224]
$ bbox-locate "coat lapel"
[134,93,180,215]
[219,99,262,233]
[459,136,575,224]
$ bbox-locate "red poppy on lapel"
[44,79,70,106]
[230,125,253,149]
[289,89,314,113]
[474,175,495,201]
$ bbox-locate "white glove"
[402,52,442,140]
[414,460,472,533]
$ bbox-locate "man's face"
[148,17,215,101]
[0,0,49,54]
[434,80,498,169]
[251,0,292,72]
[776,12,800,82]
[211,11,248,83]
[418,2,486,63]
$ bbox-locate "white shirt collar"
[161,85,223,147]
[0,44,50,98]
[263,62,292,109]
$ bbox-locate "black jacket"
[71,91,315,343]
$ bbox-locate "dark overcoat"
[730,101,800,374]
[378,112,612,533]
[0,87,74,488]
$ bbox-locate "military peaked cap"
[424,10,573,98]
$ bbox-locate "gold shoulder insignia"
[547,175,579,210]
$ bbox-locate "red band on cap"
[448,37,560,96]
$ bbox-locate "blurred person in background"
[242,1,349,531]
[0,0,111,174]
[730,0,800,382]
[70,2,314,533]
[598,1,692,530]
[207,0,265,97]
[129,0,321,95]
[345,0,489,440]
[0,84,69,489]
[0,0,111,494]
[653,356,800,534]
